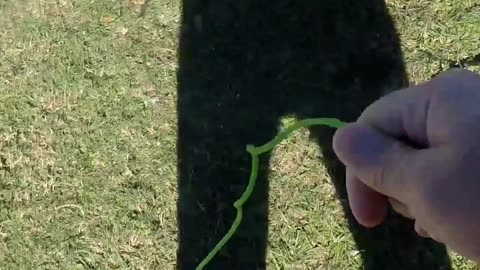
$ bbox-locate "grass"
[0,0,479,269]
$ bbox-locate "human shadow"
[176,0,452,269]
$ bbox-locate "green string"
[195,118,347,270]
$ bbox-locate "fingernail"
[415,222,430,238]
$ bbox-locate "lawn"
[0,0,479,269]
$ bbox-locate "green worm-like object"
[196,118,347,270]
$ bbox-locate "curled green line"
[195,118,347,270]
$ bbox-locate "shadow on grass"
[176,0,452,269]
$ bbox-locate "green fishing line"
[196,118,347,270]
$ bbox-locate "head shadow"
[176,0,452,269]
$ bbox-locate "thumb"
[333,123,419,200]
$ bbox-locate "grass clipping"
[196,118,346,270]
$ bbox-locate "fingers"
[357,84,431,147]
[346,169,388,228]
[333,69,480,231]
[415,222,430,238]
[389,198,413,219]
[357,68,480,147]
[333,123,420,201]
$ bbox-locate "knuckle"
[372,162,388,190]
[370,140,404,191]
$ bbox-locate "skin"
[332,68,480,262]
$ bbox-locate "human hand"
[333,69,480,261]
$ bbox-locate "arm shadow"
[176,0,452,269]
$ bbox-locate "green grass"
[0,0,479,269]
